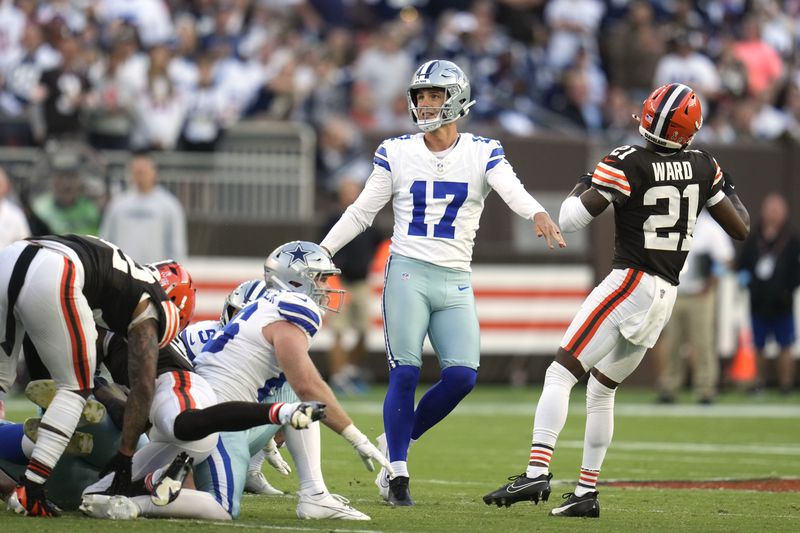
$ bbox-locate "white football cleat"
[25,379,106,424]
[374,433,390,501]
[245,470,285,495]
[80,494,141,520]
[296,492,370,520]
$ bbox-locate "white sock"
[133,489,231,520]
[577,374,616,495]
[248,449,267,473]
[390,461,409,478]
[526,363,577,478]
[284,421,326,495]
[26,390,85,483]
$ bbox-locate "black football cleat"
[483,472,552,507]
[549,491,600,517]
[387,476,414,506]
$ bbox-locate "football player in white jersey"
[192,241,392,520]
[319,59,565,505]
[182,279,316,498]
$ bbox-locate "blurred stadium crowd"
[0,0,799,165]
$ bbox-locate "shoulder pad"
[275,292,322,338]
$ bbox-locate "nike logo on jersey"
[457,285,469,291]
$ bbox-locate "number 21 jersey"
[590,145,725,285]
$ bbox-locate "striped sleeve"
[711,156,723,189]
[592,161,631,197]
[485,144,506,173]
[277,296,322,338]
[373,144,391,172]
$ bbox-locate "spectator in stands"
[0,167,31,248]
[321,178,384,395]
[130,44,187,151]
[653,29,721,101]
[31,164,100,236]
[35,25,91,145]
[100,151,187,263]
[602,0,665,100]
[737,193,800,395]
[316,115,371,192]
[656,211,734,404]
[733,15,784,98]
[543,0,605,72]
[179,55,234,151]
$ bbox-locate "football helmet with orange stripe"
[635,83,702,150]
[263,241,344,313]
[151,261,196,331]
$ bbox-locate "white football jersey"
[320,132,545,271]
[180,319,220,361]
[192,289,322,403]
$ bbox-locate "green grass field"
[3,385,800,532]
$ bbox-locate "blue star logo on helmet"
[283,244,311,266]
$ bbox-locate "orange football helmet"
[151,260,196,330]
[637,83,703,150]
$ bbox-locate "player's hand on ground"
[533,212,566,249]
[100,451,133,495]
[353,437,394,475]
[278,401,326,429]
[264,438,291,476]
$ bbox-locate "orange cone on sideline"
[728,328,757,383]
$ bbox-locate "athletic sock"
[383,365,419,463]
[575,468,599,496]
[410,366,476,440]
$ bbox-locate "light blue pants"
[382,254,480,370]
[193,384,299,518]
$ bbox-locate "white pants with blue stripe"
[193,384,299,518]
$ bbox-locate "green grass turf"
[2,385,799,532]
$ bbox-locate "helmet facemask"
[407,60,476,132]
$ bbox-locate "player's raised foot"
[245,470,285,495]
[388,476,414,506]
[23,417,93,456]
[25,379,106,424]
[549,491,600,518]
[149,452,193,506]
[374,433,390,501]
[483,472,552,507]
[296,492,371,520]
[79,494,141,520]
[7,479,61,517]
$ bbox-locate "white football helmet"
[220,279,268,325]
[263,241,344,313]
[407,59,475,132]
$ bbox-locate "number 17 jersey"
[591,145,725,285]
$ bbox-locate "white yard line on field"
[333,401,800,419]
[185,521,387,533]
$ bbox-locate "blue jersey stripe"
[373,156,391,172]
[489,147,505,158]
[278,301,321,336]
[377,146,388,157]
[486,158,503,172]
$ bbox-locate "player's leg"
[380,256,430,486]
[550,339,647,518]
[485,269,642,507]
[9,251,97,516]
[192,431,250,519]
[412,268,480,442]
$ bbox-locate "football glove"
[100,451,133,495]
[341,424,394,475]
[271,401,326,429]
[263,438,292,476]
